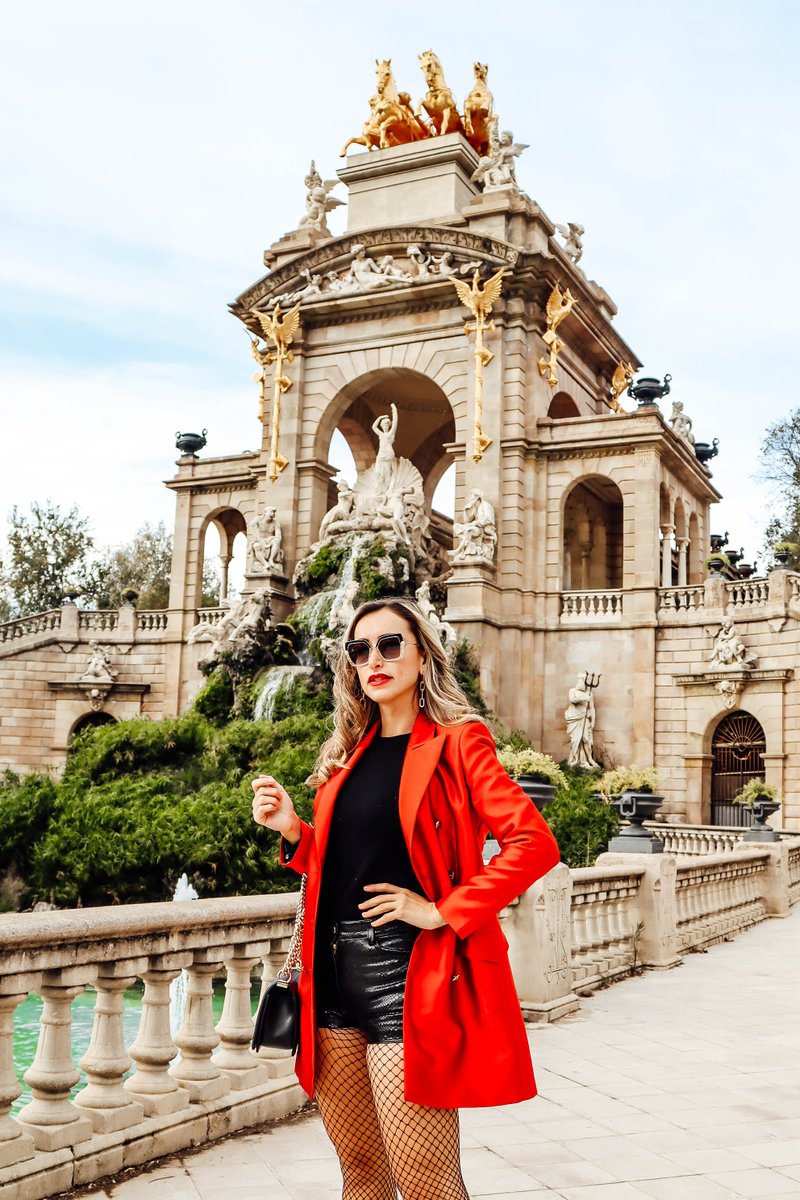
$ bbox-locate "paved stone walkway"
[84,907,800,1199]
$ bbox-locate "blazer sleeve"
[436,721,561,938]
[278,819,315,876]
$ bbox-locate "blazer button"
[448,870,455,881]
[451,973,460,982]
[434,819,441,830]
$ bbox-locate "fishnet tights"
[315,1028,470,1200]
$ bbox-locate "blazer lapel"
[313,721,380,868]
[399,711,446,850]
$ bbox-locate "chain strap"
[277,873,306,982]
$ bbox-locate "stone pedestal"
[338,133,480,230]
[597,853,681,969]
[505,865,580,1023]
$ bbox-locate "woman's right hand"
[251,775,302,845]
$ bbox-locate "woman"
[252,597,560,1199]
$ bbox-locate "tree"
[759,409,800,570]
[95,521,173,609]
[1,501,105,619]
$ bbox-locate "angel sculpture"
[537,283,576,389]
[298,160,344,236]
[471,118,528,190]
[555,222,585,265]
[252,302,301,480]
[609,360,634,412]
[451,267,505,461]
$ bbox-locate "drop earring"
[418,677,427,709]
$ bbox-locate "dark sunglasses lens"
[346,641,370,666]
[378,635,403,660]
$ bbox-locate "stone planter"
[516,776,557,812]
[742,799,781,843]
[608,790,665,854]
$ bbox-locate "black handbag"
[251,874,306,1054]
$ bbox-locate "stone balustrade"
[0,895,305,1200]
[559,589,623,621]
[726,578,770,608]
[4,838,800,1199]
[646,823,744,856]
[194,607,225,627]
[0,611,61,646]
[77,610,119,633]
[136,611,169,633]
[658,585,705,614]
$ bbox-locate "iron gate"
[711,710,765,826]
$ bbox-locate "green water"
[12,980,260,1116]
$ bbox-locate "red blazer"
[279,711,560,1108]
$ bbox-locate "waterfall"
[169,874,199,1037]
[253,664,314,722]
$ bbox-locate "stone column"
[170,953,230,1102]
[73,960,147,1133]
[219,553,232,603]
[505,866,579,1022]
[677,536,690,587]
[16,968,94,1151]
[0,982,37,1168]
[124,955,192,1116]
[660,524,674,587]
[215,947,270,1089]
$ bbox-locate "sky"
[1,0,798,575]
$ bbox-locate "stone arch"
[197,506,248,606]
[69,711,117,745]
[548,392,580,420]
[709,709,766,826]
[561,474,624,589]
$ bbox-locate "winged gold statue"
[609,360,634,412]
[451,267,505,462]
[537,283,576,388]
[251,302,301,481]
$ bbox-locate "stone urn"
[516,776,557,812]
[608,790,665,853]
[742,799,781,843]
[695,437,720,465]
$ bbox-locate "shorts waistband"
[330,919,419,942]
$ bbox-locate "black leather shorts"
[315,918,420,1043]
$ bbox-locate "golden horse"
[418,49,463,137]
[341,59,429,155]
[463,62,494,157]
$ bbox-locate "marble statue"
[372,403,399,494]
[710,618,757,669]
[248,507,284,575]
[669,400,695,446]
[416,580,457,652]
[565,675,600,770]
[451,489,497,563]
[333,244,414,294]
[318,480,356,543]
[80,641,118,683]
[298,161,344,236]
[471,118,528,191]
[462,62,494,157]
[555,222,585,265]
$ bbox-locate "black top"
[315,730,423,929]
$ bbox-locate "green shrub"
[0,770,58,904]
[453,639,492,717]
[732,778,780,807]
[543,769,620,868]
[193,668,235,725]
[598,765,659,799]
[497,747,568,789]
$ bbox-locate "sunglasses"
[344,633,420,668]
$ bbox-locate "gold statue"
[341,59,428,156]
[451,267,505,462]
[609,360,634,412]
[418,50,463,137]
[463,62,494,157]
[252,302,301,482]
[537,283,576,389]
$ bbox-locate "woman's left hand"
[360,883,446,930]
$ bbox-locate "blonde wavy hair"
[307,595,484,786]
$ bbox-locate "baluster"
[583,897,604,981]
[170,952,229,1102]
[16,968,94,1150]
[0,981,37,1168]
[124,955,192,1115]
[569,899,589,982]
[73,960,146,1132]
[215,946,270,1089]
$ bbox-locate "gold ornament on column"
[609,360,634,412]
[251,302,301,482]
[451,267,505,463]
[537,283,576,388]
